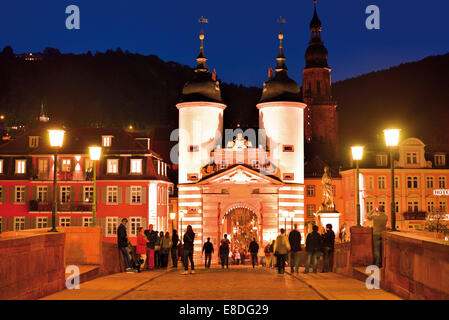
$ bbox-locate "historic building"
[341,137,449,231]
[303,0,339,163]
[0,126,173,243]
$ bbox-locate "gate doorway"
[222,206,258,254]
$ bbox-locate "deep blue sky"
[1,0,448,87]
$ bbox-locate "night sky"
[1,0,448,87]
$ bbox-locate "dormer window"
[15,159,26,174]
[130,159,142,174]
[406,152,418,165]
[435,154,446,166]
[0,159,3,174]
[29,136,39,148]
[376,154,387,166]
[61,159,71,172]
[102,135,113,147]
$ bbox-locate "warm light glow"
[170,212,176,220]
[0,115,4,120]
[179,211,184,219]
[351,146,364,161]
[282,210,288,218]
[383,129,400,147]
[48,129,65,147]
[289,211,295,219]
[89,146,102,161]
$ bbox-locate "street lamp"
[289,211,294,231]
[384,129,400,231]
[179,211,185,234]
[282,210,288,230]
[89,146,102,227]
[48,129,65,232]
[170,212,176,231]
[351,146,364,226]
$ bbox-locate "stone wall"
[63,227,102,265]
[101,241,122,275]
[333,241,352,276]
[0,232,66,300]
[383,232,449,300]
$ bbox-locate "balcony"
[403,211,427,220]
[29,200,92,212]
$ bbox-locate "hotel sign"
[433,189,449,196]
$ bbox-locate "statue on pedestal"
[319,166,335,212]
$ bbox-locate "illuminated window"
[107,159,119,174]
[426,176,434,189]
[37,186,48,203]
[61,159,71,172]
[306,185,315,197]
[306,204,316,218]
[102,136,113,147]
[407,176,418,189]
[407,201,419,212]
[15,186,26,203]
[0,159,3,174]
[29,136,39,148]
[107,186,118,204]
[36,217,47,229]
[406,152,418,165]
[434,154,445,166]
[130,159,142,174]
[376,154,387,166]
[60,186,71,203]
[438,176,446,189]
[38,159,49,174]
[83,186,94,203]
[377,176,386,189]
[282,145,294,152]
[131,186,142,204]
[82,217,93,227]
[129,217,142,236]
[14,217,25,230]
[59,217,71,227]
[15,159,26,174]
[106,217,118,236]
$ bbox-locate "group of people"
[117,218,196,274]
[118,218,336,275]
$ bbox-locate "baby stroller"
[127,242,143,272]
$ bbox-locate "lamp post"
[179,211,184,234]
[282,210,288,230]
[48,129,65,232]
[351,146,364,226]
[170,212,176,231]
[289,211,294,231]
[384,129,400,231]
[89,146,102,227]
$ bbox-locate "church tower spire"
[275,31,287,72]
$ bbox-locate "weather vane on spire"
[277,16,286,34]
[198,16,208,35]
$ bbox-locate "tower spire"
[196,16,208,72]
[276,16,287,72]
[39,99,49,122]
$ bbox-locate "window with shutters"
[82,217,93,227]
[59,217,71,227]
[61,159,71,172]
[131,186,142,204]
[29,136,39,148]
[38,159,49,178]
[106,217,118,236]
[36,217,48,229]
[306,204,316,218]
[427,201,435,213]
[14,217,25,230]
[0,187,3,203]
[15,186,26,203]
[83,186,94,203]
[60,186,71,203]
[107,159,119,174]
[130,159,142,174]
[15,159,26,174]
[129,217,142,236]
[37,186,48,203]
[107,186,118,204]
[439,200,446,213]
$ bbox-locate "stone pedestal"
[317,211,340,233]
[350,226,374,266]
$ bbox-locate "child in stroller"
[127,242,144,272]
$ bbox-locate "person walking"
[259,244,266,267]
[321,224,335,273]
[154,231,163,268]
[241,249,246,265]
[144,224,158,270]
[249,238,259,268]
[274,228,291,274]
[202,237,214,268]
[288,224,302,273]
[161,231,172,268]
[366,206,388,266]
[264,242,272,268]
[269,240,276,268]
[219,239,230,269]
[117,218,136,273]
[171,229,179,268]
[304,225,323,274]
[234,250,241,265]
[182,225,195,274]
[136,227,148,271]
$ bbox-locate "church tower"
[177,29,226,184]
[257,30,306,184]
[302,0,338,161]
